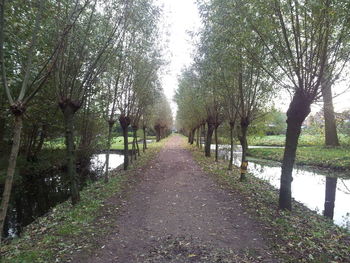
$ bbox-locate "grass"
[249,134,350,147]
[188,143,350,262]
[0,137,167,263]
[248,146,350,172]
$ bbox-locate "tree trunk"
[132,126,138,160]
[0,114,23,241]
[199,124,203,149]
[239,118,249,181]
[32,124,47,159]
[324,177,337,219]
[228,123,234,170]
[196,127,200,147]
[119,115,130,170]
[62,105,80,205]
[205,122,214,157]
[322,83,340,147]
[135,130,140,157]
[215,125,219,162]
[105,120,115,182]
[131,136,136,161]
[190,128,195,145]
[279,93,311,210]
[155,125,161,142]
[143,126,147,152]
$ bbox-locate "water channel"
[214,144,350,230]
[3,142,349,238]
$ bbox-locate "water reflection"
[91,153,124,173]
[216,145,350,230]
[2,153,124,239]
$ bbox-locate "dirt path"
[72,135,275,262]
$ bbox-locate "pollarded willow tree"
[0,0,89,241]
[244,0,350,210]
[176,0,275,173]
[114,0,163,170]
[174,67,206,146]
[54,0,128,205]
[153,92,173,141]
[198,0,275,179]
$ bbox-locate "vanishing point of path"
[72,135,275,262]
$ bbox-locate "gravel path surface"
[72,135,276,262]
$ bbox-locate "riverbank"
[248,134,350,147]
[189,144,350,262]
[0,139,166,262]
[248,146,350,174]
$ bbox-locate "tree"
[246,0,350,210]
[55,0,126,204]
[0,0,87,241]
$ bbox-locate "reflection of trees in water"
[339,180,350,194]
[324,177,337,219]
[4,160,97,238]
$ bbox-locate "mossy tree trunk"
[205,121,214,157]
[60,101,81,205]
[119,114,130,170]
[322,82,340,147]
[228,122,235,170]
[279,92,311,210]
[0,108,24,241]
[142,126,147,152]
[239,117,249,181]
[105,120,115,182]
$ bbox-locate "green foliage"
[248,146,350,172]
[249,134,350,147]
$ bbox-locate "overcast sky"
[156,0,350,116]
[156,0,201,117]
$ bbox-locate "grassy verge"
[248,146,350,173]
[0,138,167,263]
[248,134,350,147]
[110,136,156,150]
[189,144,350,262]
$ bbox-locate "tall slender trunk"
[105,120,115,182]
[32,124,47,159]
[203,123,207,152]
[322,83,339,146]
[119,115,130,170]
[190,128,195,144]
[239,118,249,181]
[228,123,234,170]
[0,114,23,241]
[279,93,311,210]
[196,127,200,148]
[143,126,147,152]
[155,125,161,142]
[62,105,80,205]
[205,122,214,157]
[0,116,5,146]
[131,136,136,161]
[215,125,219,162]
[132,126,138,160]
[198,124,203,149]
[324,177,337,219]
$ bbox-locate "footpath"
[72,135,274,262]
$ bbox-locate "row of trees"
[175,0,350,211]
[0,0,172,241]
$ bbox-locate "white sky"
[156,0,201,117]
[156,0,350,117]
